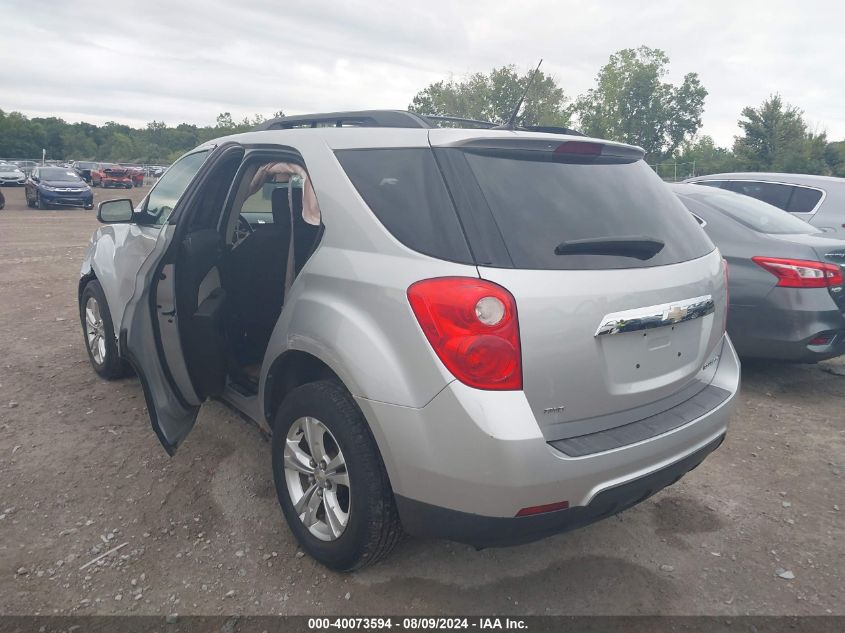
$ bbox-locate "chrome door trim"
[595,295,715,337]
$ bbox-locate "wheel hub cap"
[84,296,107,365]
[283,416,350,541]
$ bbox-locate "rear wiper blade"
[554,236,665,260]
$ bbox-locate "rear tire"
[271,381,403,571]
[79,280,130,380]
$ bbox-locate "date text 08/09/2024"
[308,617,528,630]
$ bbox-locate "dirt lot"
[0,183,843,617]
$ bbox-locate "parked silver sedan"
[0,163,26,186]
[685,172,845,237]
[672,184,845,362]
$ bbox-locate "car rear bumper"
[395,433,724,547]
[355,335,739,546]
[728,289,845,362]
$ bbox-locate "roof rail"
[254,109,584,136]
[255,110,431,131]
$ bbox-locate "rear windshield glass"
[458,151,713,270]
[335,149,472,263]
[678,189,822,235]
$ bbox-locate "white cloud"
[3,0,843,145]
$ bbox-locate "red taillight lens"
[407,277,522,390]
[554,141,603,156]
[751,257,844,288]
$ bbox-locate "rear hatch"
[430,131,727,438]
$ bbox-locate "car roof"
[686,172,844,186]
[202,126,643,155]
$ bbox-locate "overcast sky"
[4,0,842,146]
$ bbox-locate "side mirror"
[98,198,134,223]
[31,176,40,183]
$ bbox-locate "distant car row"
[0,160,167,181]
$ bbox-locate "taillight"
[407,277,522,390]
[751,257,844,288]
[554,141,603,156]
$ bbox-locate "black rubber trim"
[549,384,731,457]
[395,434,724,548]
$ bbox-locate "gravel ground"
[0,183,843,616]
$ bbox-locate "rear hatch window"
[450,149,714,270]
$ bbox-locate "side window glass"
[141,151,209,225]
[786,187,823,214]
[726,181,792,210]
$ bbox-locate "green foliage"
[733,94,832,174]
[0,108,285,163]
[674,135,736,176]
[574,46,706,159]
[409,65,570,127]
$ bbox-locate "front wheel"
[36,193,48,209]
[271,381,403,571]
[79,280,130,380]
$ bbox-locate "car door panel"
[121,142,242,453]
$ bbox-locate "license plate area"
[599,318,703,389]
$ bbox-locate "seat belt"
[284,182,296,299]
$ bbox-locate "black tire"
[36,192,48,210]
[271,381,403,571]
[79,280,130,380]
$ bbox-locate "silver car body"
[0,164,26,185]
[81,124,739,544]
[685,172,845,237]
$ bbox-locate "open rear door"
[120,142,242,454]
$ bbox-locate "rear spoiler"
[434,136,645,161]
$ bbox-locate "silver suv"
[79,111,739,570]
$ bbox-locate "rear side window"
[679,190,821,235]
[786,186,823,213]
[335,149,472,263]
[454,151,713,270]
[725,181,792,209]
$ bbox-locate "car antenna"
[496,58,543,130]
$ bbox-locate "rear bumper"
[396,433,724,547]
[356,335,739,545]
[728,289,845,362]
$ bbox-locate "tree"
[674,135,735,177]
[574,46,707,159]
[409,65,570,127]
[733,95,830,174]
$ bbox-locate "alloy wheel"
[283,416,350,541]
[84,296,107,365]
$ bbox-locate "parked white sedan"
[0,163,26,186]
